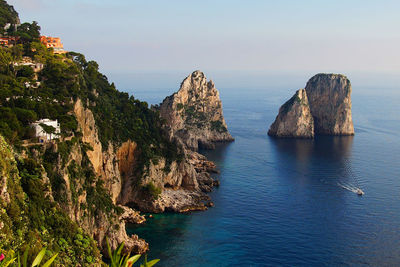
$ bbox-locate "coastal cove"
[2,1,400,265]
[126,80,400,266]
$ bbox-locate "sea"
[114,71,400,266]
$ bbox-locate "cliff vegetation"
[0,0,182,264]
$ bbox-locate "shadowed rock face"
[268,89,314,138]
[159,70,234,151]
[305,74,354,135]
[268,73,354,138]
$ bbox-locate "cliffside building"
[0,36,19,47]
[40,36,66,54]
[31,119,61,142]
[14,56,44,73]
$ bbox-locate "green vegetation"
[105,238,159,267]
[105,238,160,267]
[182,104,207,128]
[180,103,227,133]
[0,135,100,266]
[0,0,180,264]
[0,241,159,267]
[0,40,182,170]
[210,120,227,133]
[280,93,303,115]
[0,0,18,28]
[0,247,58,267]
[70,53,183,172]
[143,182,162,199]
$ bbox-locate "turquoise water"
[126,83,400,266]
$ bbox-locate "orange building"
[0,36,19,47]
[40,36,66,54]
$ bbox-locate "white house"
[31,119,61,142]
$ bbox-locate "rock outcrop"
[74,97,219,224]
[158,70,234,151]
[269,73,354,138]
[74,99,122,203]
[118,151,217,213]
[268,89,314,138]
[305,74,354,135]
[70,99,148,254]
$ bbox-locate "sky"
[7,0,400,89]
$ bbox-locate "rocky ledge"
[158,70,234,151]
[118,205,146,224]
[268,73,354,138]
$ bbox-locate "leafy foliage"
[143,182,161,199]
[0,135,101,266]
[105,239,159,267]
[210,120,227,133]
[105,238,141,267]
[17,247,58,267]
[0,1,181,265]
[0,0,18,28]
[12,22,41,44]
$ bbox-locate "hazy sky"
[8,0,400,77]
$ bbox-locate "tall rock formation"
[268,73,354,138]
[73,99,147,253]
[159,70,234,151]
[305,74,354,135]
[268,89,314,138]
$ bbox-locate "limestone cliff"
[74,98,217,236]
[305,74,354,135]
[159,70,234,151]
[269,73,354,138]
[118,150,216,213]
[268,89,314,138]
[0,135,105,265]
[0,135,16,206]
[2,81,226,258]
[51,99,148,254]
[74,99,122,203]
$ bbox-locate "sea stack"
[268,73,354,138]
[305,74,354,135]
[268,89,314,138]
[159,70,234,150]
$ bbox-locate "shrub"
[143,182,161,199]
[105,239,159,267]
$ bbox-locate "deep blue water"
[126,81,400,266]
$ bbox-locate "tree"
[16,65,34,79]
[39,123,56,140]
[14,21,41,43]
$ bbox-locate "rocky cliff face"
[2,82,228,258]
[74,99,122,203]
[269,73,354,138]
[73,98,219,245]
[0,134,105,265]
[0,135,15,206]
[305,74,354,135]
[268,89,314,138]
[63,99,148,254]
[118,148,216,213]
[159,70,234,151]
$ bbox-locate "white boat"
[356,188,364,196]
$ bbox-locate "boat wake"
[337,182,364,195]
